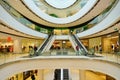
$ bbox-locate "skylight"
[45,0,77,9]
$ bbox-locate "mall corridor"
[0,0,120,80]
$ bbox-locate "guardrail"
[0,51,120,65]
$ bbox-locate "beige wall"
[103,36,118,53]
[103,38,111,52]
[89,37,101,49]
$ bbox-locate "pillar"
[13,39,22,53]
[79,70,86,80]
[38,69,44,80]
[17,73,23,80]
[118,30,120,51]
[61,68,63,80]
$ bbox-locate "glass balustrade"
[0,50,120,65]
[0,0,117,34]
[0,0,52,34]
[73,0,117,34]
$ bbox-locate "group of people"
[29,46,38,56]
[30,70,38,80]
[0,45,13,53]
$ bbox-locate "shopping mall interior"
[0,0,120,80]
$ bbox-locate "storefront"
[89,37,102,53]
[103,32,119,53]
[0,37,13,53]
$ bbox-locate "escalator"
[70,34,88,55]
[35,34,54,56]
[69,35,77,51]
[43,35,55,52]
[54,69,61,80]
[54,69,69,80]
[63,69,69,80]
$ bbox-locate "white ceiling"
[0,0,120,39]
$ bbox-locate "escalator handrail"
[72,34,88,55]
[41,35,55,53]
[69,35,77,51]
[35,34,53,55]
[74,34,88,52]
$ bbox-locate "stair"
[63,69,69,80]
[54,69,61,80]
[54,69,69,80]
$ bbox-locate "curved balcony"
[0,0,118,39]
[77,0,120,37]
[0,55,120,80]
[0,0,49,38]
[23,0,96,24]
[73,0,116,33]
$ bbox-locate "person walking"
[31,74,35,80]
[76,45,79,55]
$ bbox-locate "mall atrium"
[0,0,120,80]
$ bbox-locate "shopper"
[31,74,35,80]
[29,46,34,56]
[76,45,79,55]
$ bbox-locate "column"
[13,39,22,53]
[118,30,120,51]
[38,69,44,80]
[17,73,23,80]
[61,68,63,80]
[79,70,86,80]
